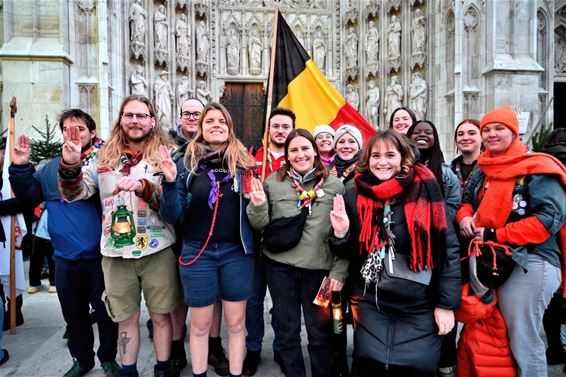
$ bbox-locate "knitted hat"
[313,125,335,139]
[334,124,363,149]
[480,106,519,136]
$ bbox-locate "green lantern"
[111,204,136,248]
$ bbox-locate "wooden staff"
[261,0,280,181]
[8,96,16,334]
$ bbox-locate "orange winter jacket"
[455,284,516,377]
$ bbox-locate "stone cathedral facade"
[0,0,564,155]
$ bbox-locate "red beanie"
[480,106,519,136]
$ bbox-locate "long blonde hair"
[184,102,255,175]
[97,95,174,169]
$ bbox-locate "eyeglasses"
[180,111,202,120]
[122,112,151,121]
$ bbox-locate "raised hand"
[112,176,143,195]
[459,216,476,238]
[12,134,30,165]
[159,145,177,182]
[249,177,266,206]
[62,125,82,165]
[330,194,349,238]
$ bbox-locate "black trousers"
[55,256,118,366]
[29,236,55,286]
[356,357,435,377]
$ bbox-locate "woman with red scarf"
[456,106,566,377]
[329,130,461,376]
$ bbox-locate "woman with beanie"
[388,106,417,135]
[329,124,363,191]
[450,119,482,190]
[247,129,347,377]
[160,102,257,377]
[329,130,461,377]
[457,106,566,377]
[313,125,336,166]
[406,120,460,219]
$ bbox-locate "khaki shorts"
[101,248,179,323]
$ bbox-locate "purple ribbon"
[207,169,231,209]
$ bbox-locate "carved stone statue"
[409,72,428,120]
[385,76,403,121]
[412,9,426,56]
[196,20,210,63]
[312,30,326,72]
[248,28,263,75]
[387,15,402,71]
[154,5,167,51]
[176,14,190,57]
[130,65,147,95]
[366,80,380,128]
[366,20,379,74]
[129,0,146,59]
[154,71,174,129]
[345,84,360,111]
[345,27,358,69]
[294,24,306,47]
[555,33,566,74]
[196,80,212,104]
[226,26,241,75]
[177,76,192,110]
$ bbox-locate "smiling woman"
[246,128,347,376]
[329,129,461,376]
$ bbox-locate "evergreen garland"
[29,115,63,166]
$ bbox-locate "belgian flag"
[272,10,376,143]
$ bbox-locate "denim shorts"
[180,241,254,308]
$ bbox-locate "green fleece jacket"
[246,173,348,282]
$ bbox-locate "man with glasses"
[58,95,179,377]
[243,107,295,376]
[169,98,203,160]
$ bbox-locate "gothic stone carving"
[409,72,427,120]
[154,71,174,129]
[366,80,380,128]
[129,0,146,60]
[366,20,379,75]
[154,5,169,66]
[385,75,403,121]
[387,15,401,72]
[130,65,147,95]
[411,9,426,68]
[176,14,191,72]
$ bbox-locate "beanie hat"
[480,106,519,136]
[334,124,363,149]
[313,125,335,139]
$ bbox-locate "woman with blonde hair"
[160,102,257,377]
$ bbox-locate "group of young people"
[3,95,566,377]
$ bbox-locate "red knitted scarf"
[354,164,448,271]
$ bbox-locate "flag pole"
[8,97,16,334]
[261,0,280,181]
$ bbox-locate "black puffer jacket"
[328,186,461,370]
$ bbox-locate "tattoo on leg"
[119,331,130,355]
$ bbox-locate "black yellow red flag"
[272,11,376,143]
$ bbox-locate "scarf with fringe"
[354,164,448,272]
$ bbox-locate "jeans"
[55,257,118,366]
[498,253,561,377]
[245,257,280,352]
[264,257,332,377]
[29,236,55,286]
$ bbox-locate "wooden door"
[220,82,265,149]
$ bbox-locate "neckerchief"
[206,169,232,209]
[119,149,144,176]
[330,154,359,182]
[452,155,477,189]
[355,164,447,272]
[80,138,103,166]
[288,168,325,214]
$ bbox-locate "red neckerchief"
[119,148,144,176]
